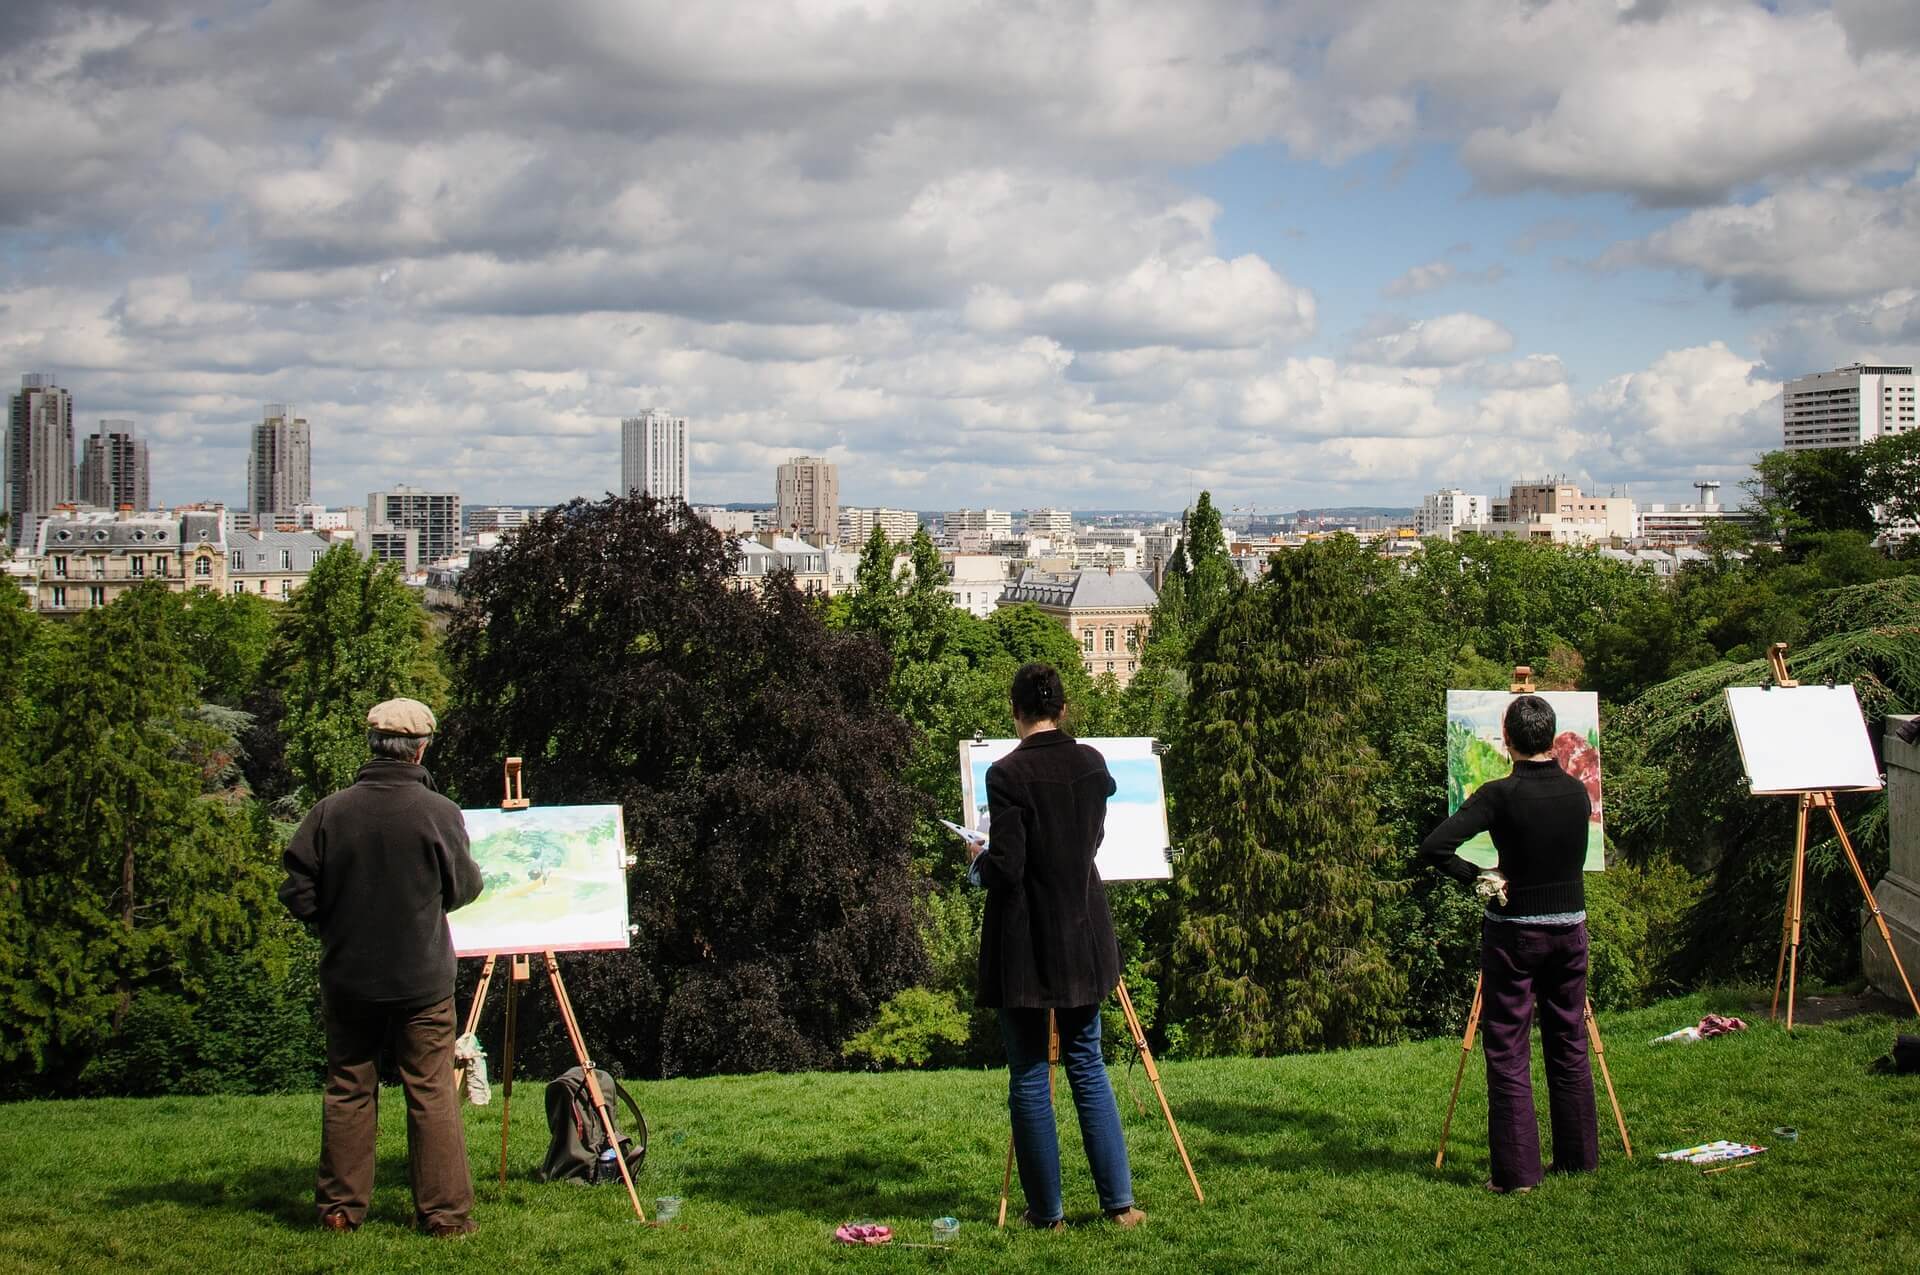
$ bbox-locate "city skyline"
[3,3,1919,512]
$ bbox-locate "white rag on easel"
[455,1032,491,1105]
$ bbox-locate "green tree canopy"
[1167,541,1404,1054]
[439,495,928,1078]
[270,546,445,802]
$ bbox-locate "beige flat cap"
[367,697,438,736]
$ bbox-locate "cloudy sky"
[4,0,1919,514]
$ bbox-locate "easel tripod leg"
[498,959,522,1187]
[1115,979,1203,1204]
[1774,800,1811,1030]
[1824,801,1920,1019]
[543,953,646,1223]
[1583,1001,1632,1158]
[1436,975,1484,1169]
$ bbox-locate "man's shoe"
[319,1210,358,1233]
[421,1218,478,1239]
[1104,1206,1147,1228]
[1020,1210,1065,1232]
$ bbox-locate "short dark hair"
[1504,694,1556,756]
[1010,662,1067,724]
[368,729,429,761]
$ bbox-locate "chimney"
[1107,564,1114,576]
[117,504,134,521]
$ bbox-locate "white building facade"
[1783,364,1917,451]
[1415,488,1489,539]
[838,506,919,545]
[621,409,690,502]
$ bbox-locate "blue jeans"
[999,1005,1134,1222]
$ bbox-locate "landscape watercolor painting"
[449,804,631,957]
[1445,691,1606,873]
[960,736,1173,881]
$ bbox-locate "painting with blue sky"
[961,737,1172,881]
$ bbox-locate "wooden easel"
[1764,644,1920,1030]
[995,981,1203,1226]
[459,758,647,1222]
[1435,668,1633,1168]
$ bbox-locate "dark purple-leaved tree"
[439,495,927,1078]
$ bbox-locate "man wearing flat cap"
[280,697,485,1237]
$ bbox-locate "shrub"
[841,988,971,1069]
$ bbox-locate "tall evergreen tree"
[5,584,267,1075]
[1167,542,1404,1054]
[271,545,445,801]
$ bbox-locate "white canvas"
[958,736,1173,881]
[1725,685,1883,795]
[449,804,632,957]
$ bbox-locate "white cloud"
[1348,313,1514,368]
[1580,342,1780,475]
[1611,173,1920,305]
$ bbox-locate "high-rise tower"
[5,373,75,549]
[248,404,311,526]
[621,409,690,503]
[79,419,151,511]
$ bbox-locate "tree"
[1862,430,1920,531]
[1166,542,1404,1054]
[1747,447,1876,544]
[3,584,269,1077]
[270,546,446,802]
[439,495,928,1077]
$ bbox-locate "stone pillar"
[1864,716,1920,1000]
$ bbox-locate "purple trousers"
[1480,919,1599,1190]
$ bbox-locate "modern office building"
[247,404,311,525]
[1636,480,1759,546]
[775,455,838,538]
[356,524,421,573]
[621,409,690,503]
[367,484,462,565]
[837,506,918,545]
[1022,508,1074,541]
[6,373,74,550]
[78,420,151,512]
[1783,364,1917,451]
[467,505,534,535]
[1414,488,1489,540]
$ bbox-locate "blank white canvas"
[1725,685,1883,795]
[959,736,1173,881]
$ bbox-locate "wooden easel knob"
[502,757,530,810]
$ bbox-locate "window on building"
[53,556,67,578]
[1081,628,1094,652]
[1125,626,1138,650]
[1104,629,1116,653]
[195,557,211,577]
[280,579,292,599]
[232,551,244,569]
[51,586,66,609]
[88,586,104,608]
[232,582,245,595]
[279,549,291,569]
[156,557,169,577]
[1106,662,1114,673]
[130,556,144,578]
[92,556,106,578]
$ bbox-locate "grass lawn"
[1,989,1915,1274]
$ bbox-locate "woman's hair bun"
[1010,661,1068,723]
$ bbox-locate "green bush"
[1585,856,1702,1012]
[840,987,970,1069]
[77,922,325,1096]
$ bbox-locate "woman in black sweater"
[1420,693,1599,1193]
[968,663,1144,1229]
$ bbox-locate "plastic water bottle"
[595,1147,621,1184]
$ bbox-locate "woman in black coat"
[968,662,1143,1229]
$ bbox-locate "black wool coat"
[279,758,484,1007]
[975,730,1122,1010]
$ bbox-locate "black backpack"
[538,1065,648,1184]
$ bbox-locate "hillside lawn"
[1,990,1915,1274]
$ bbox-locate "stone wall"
[1865,716,1920,1003]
